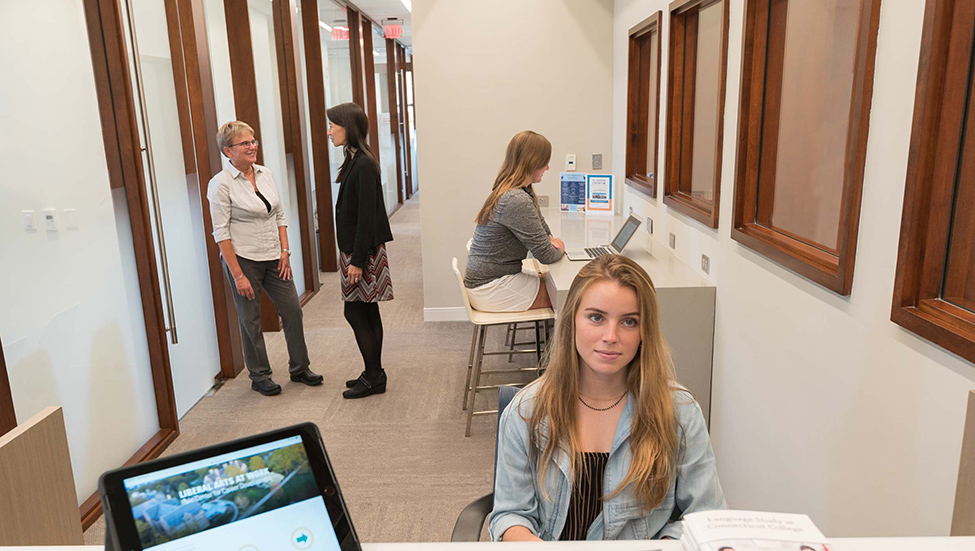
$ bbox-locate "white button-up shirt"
[207,162,288,262]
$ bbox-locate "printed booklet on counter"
[680,510,831,551]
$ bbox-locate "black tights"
[344,302,384,377]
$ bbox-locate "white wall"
[0,0,161,503]
[412,0,615,317]
[614,0,975,536]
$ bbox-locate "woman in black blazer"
[327,102,394,399]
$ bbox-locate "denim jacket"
[488,384,726,541]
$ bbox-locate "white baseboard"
[423,307,468,322]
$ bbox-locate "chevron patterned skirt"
[340,244,394,302]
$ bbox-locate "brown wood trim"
[299,0,338,273]
[663,0,727,229]
[276,0,320,294]
[400,44,414,198]
[83,0,179,429]
[348,8,365,108]
[170,0,245,378]
[625,12,662,198]
[387,38,404,206]
[80,427,179,529]
[362,20,381,163]
[224,0,279,332]
[891,0,975,364]
[731,0,881,295]
[0,334,14,437]
[81,0,182,528]
[298,290,316,307]
[387,200,403,219]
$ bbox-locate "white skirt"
[467,271,541,312]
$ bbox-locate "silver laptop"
[566,215,642,261]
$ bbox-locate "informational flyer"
[586,174,613,212]
[560,172,587,212]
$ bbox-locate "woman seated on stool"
[489,254,725,541]
[464,130,566,312]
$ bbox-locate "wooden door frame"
[0,336,14,437]
[299,0,338,273]
[348,8,366,108]
[361,18,381,161]
[168,0,245,379]
[224,0,320,331]
[399,44,414,198]
[386,38,404,206]
[81,0,182,528]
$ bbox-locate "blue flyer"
[560,172,587,212]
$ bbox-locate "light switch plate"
[22,210,36,231]
[669,232,676,249]
[565,154,577,171]
[592,153,602,170]
[701,254,710,274]
[64,208,79,229]
[646,217,653,234]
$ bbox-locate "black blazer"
[335,150,394,267]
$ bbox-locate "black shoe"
[342,372,386,399]
[290,369,324,386]
[345,371,367,388]
[251,378,282,396]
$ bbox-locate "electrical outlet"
[701,254,710,274]
[669,232,676,249]
[592,153,603,170]
[538,195,549,207]
[646,217,653,234]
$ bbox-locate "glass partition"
[371,25,398,213]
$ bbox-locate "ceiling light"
[319,20,332,32]
[400,0,411,12]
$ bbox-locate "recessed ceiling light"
[319,20,332,32]
[400,0,411,12]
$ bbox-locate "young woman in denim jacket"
[489,255,725,541]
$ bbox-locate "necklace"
[578,391,627,412]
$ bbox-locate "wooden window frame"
[625,12,663,197]
[731,0,881,296]
[891,0,975,364]
[663,0,729,229]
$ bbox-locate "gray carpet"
[84,193,539,544]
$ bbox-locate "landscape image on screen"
[124,441,319,549]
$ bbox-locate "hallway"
[85,194,520,543]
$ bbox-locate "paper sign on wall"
[560,172,586,212]
[586,174,613,212]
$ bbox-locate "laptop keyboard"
[585,247,611,258]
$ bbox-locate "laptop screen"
[122,435,340,551]
[611,216,641,252]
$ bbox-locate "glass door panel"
[321,0,355,213]
[122,0,221,418]
[248,0,305,294]
[371,27,397,213]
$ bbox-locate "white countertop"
[537,208,712,295]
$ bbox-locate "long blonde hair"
[526,254,681,511]
[474,131,552,224]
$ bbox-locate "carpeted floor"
[84,193,539,544]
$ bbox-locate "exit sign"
[332,27,349,41]
[384,24,403,39]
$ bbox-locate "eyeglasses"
[230,139,259,148]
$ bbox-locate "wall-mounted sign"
[332,27,349,41]
[384,24,403,39]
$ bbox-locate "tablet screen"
[121,435,340,551]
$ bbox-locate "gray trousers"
[225,256,310,382]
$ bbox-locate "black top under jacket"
[335,149,394,267]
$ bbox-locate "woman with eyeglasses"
[206,121,322,396]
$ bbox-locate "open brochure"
[680,510,831,551]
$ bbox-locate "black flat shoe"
[291,369,324,386]
[342,373,386,399]
[251,378,282,396]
